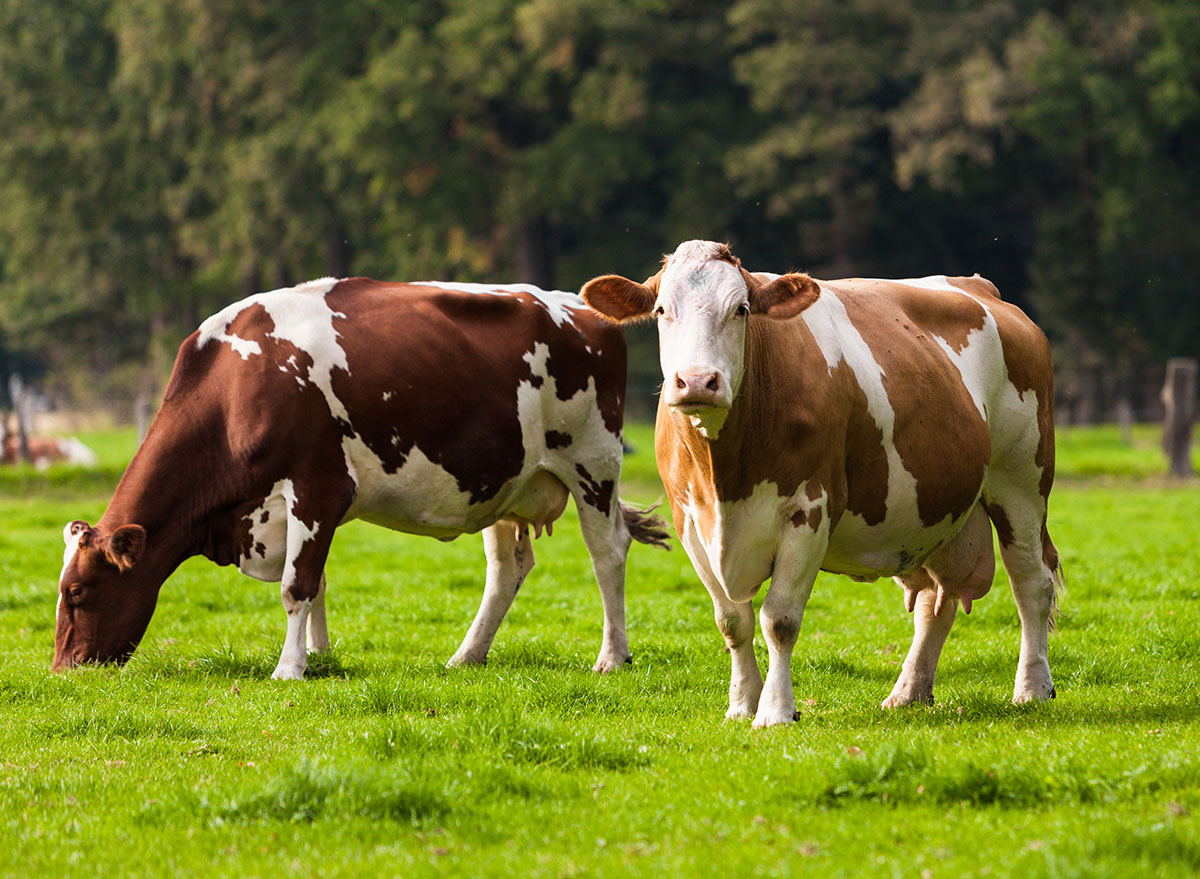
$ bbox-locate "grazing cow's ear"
[749,273,820,320]
[581,270,661,323]
[102,525,147,573]
[64,520,91,545]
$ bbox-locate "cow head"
[54,519,154,669]
[582,240,819,437]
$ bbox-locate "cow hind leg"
[884,503,994,708]
[448,521,535,667]
[573,493,635,673]
[983,483,1059,703]
[306,573,330,653]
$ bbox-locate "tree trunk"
[513,218,553,288]
[1161,358,1197,477]
[8,375,32,463]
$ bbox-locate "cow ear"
[102,525,147,573]
[581,270,661,323]
[749,273,820,319]
[64,520,91,545]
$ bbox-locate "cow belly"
[821,511,971,580]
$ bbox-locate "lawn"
[1,423,1197,878]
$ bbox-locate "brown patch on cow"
[327,281,627,504]
[790,506,823,532]
[574,464,614,515]
[832,283,991,527]
[545,430,572,449]
[842,373,890,528]
[983,501,1014,548]
[1041,521,1058,573]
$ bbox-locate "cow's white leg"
[882,576,957,708]
[575,500,634,673]
[984,482,1058,703]
[273,587,311,680]
[306,573,329,653]
[448,522,534,667]
[753,534,823,729]
[679,518,762,718]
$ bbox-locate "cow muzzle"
[668,369,729,412]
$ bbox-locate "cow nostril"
[705,375,719,392]
[676,374,688,391]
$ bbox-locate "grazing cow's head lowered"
[54,520,153,669]
[581,240,819,436]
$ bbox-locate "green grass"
[1,423,1198,878]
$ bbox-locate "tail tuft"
[621,502,670,550]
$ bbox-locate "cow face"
[582,240,820,436]
[54,520,154,669]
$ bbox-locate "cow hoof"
[446,652,487,669]
[751,703,798,729]
[271,663,306,681]
[881,692,934,710]
[725,705,755,721]
[592,653,633,673]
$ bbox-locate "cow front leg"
[270,481,345,681]
[448,522,534,667]
[680,519,762,718]
[753,536,823,728]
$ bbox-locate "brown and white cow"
[55,278,666,677]
[2,432,98,469]
[582,240,1060,727]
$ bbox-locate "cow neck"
[96,413,235,578]
[668,317,789,503]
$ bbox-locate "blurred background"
[0,0,1197,430]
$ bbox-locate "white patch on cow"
[679,480,831,604]
[57,526,85,625]
[238,478,320,585]
[382,391,394,401]
[655,243,749,425]
[57,437,99,467]
[410,281,585,330]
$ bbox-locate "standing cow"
[54,278,666,677]
[582,240,1060,727]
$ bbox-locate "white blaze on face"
[656,241,752,436]
[57,523,86,624]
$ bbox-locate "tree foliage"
[0,0,1196,411]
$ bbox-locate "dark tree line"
[1,0,1197,418]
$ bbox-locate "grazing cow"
[54,278,666,677]
[582,240,1060,727]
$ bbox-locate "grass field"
[1,423,1198,878]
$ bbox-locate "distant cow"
[55,278,666,677]
[2,432,98,469]
[583,240,1060,727]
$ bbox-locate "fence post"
[1161,358,1197,477]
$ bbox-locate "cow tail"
[621,501,671,550]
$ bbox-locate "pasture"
[1,424,1198,878]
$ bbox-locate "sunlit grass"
[2,423,1198,877]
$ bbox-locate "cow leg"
[574,498,634,673]
[306,573,329,653]
[271,483,347,681]
[678,519,762,719]
[984,482,1059,703]
[448,521,534,667]
[883,572,956,708]
[753,538,824,729]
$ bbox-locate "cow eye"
[652,304,665,317]
[65,584,87,606]
[736,302,751,317]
